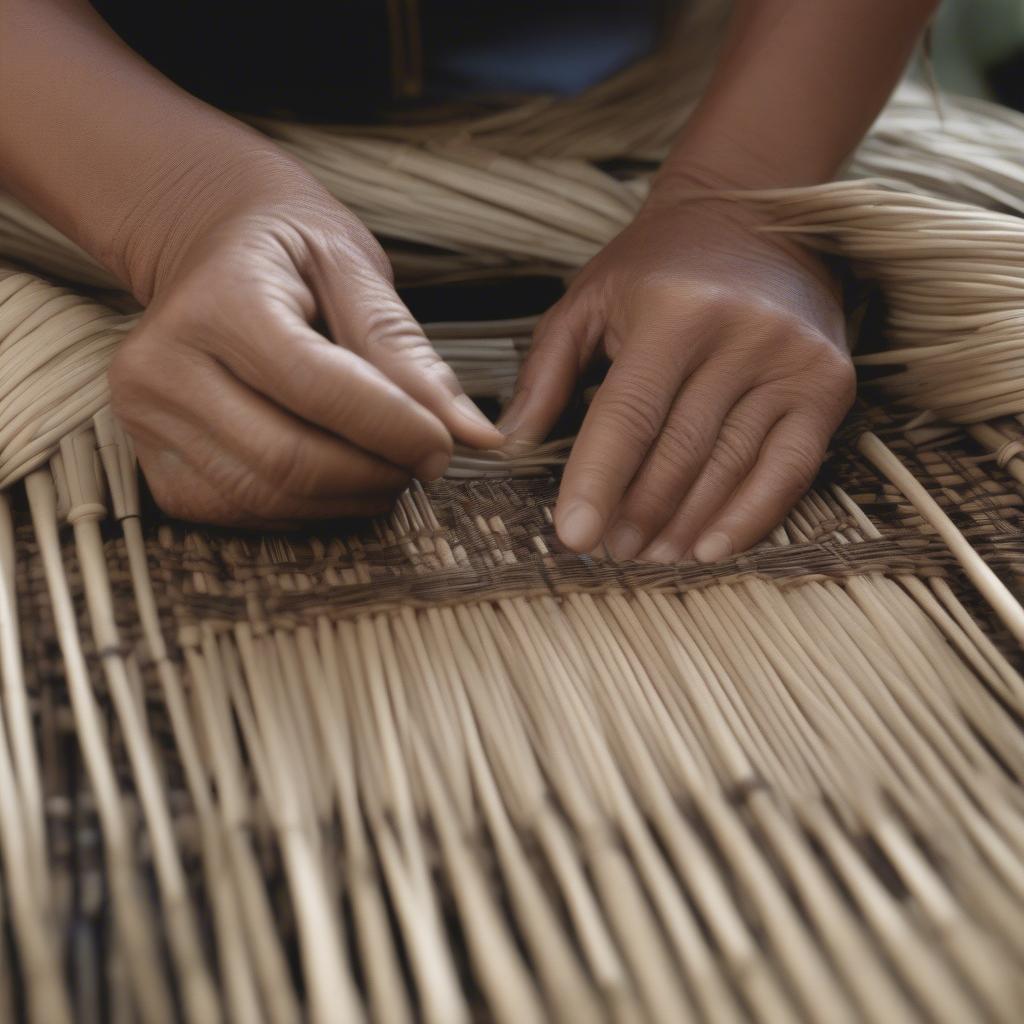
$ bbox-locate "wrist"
[638,160,771,226]
[101,135,324,303]
[650,135,831,204]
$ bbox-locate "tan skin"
[106,185,502,526]
[0,0,937,555]
[506,194,853,561]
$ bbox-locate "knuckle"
[657,415,712,463]
[702,290,754,326]
[419,353,461,394]
[534,299,573,341]
[224,293,281,344]
[520,314,579,381]
[154,273,231,335]
[359,299,423,353]
[792,324,846,360]
[656,280,762,328]
[706,298,819,352]
[622,424,710,526]
[167,275,300,356]
[711,420,762,477]
[598,382,663,444]
[624,278,715,346]
[817,347,856,396]
[185,446,281,521]
[764,307,814,339]
[107,338,153,413]
[323,220,393,282]
[632,274,697,311]
[260,435,322,498]
[534,295,586,344]
[787,340,856,415]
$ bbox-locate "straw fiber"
[0,6,1023,1020]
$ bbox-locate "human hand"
[499,192,855,562]
[109,175,502,526]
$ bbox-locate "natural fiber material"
[0,12,1023,1020]
[0,406,1020,1022]
[5,84,1024,482]
[0,269,130,489]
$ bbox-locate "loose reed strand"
[0,492,47,894]
[859,431,1024,645]
[25,468,172,1023]
[56,430,221,1024]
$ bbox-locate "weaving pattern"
[0,408,1022,1023]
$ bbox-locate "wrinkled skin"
[499,194,855,562]
[108,187,503,528]
[110,181,854,555]
[2,0,931,555]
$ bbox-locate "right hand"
[108,176,502,527]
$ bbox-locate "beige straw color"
[0,6,1022,1019]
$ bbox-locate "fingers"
[601,365,751,560]
[112,350,411,524]
[554,332,711,553]
[315,264,503,450]
[136,443,397,527]
[199,300,455,481]
[640,404,827,563]
[689,412,832,562]
[647,345,852,562]
[497,300,600,449]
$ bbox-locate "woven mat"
[1,9,1024,1017]
[1,401,1021,1024]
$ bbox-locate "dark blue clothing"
[93,1,668,120]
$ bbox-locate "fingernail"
[557,501,603,552]
[416,450,450,482]
[453,394,500,434]
[606,522,644,561]
[497,389,529,438]
[693,531,733,564]
[643,539,679,564]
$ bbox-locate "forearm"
[0,0,307,301]
[657,0,939,192]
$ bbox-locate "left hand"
[498,191,855,563]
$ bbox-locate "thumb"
[497,295,598,451]
[320,259,503,450]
